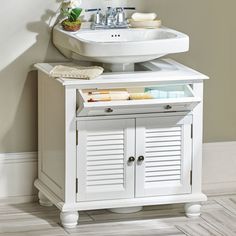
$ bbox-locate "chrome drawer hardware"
[128,156,135,162]
[164,105,172,110]
[138,156,145,162]
[105,108,113,113]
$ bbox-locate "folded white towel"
[131,13,157,21]
[49,65,104,80]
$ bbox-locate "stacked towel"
[129,12,161,28]
[131,13,157,21]
[49,65,104,80]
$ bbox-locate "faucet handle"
[123,7,136,10]
[115,7,136,12]
[115,8,126,25]
[86,8,104,26]
[85,8,102,12]
[114,7,135,26]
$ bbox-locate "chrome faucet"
[85,8,103,26]
[115,7,126,26]
[86,7,135,29]
[104,7,115,27]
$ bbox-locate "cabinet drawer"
[77,85,200,117]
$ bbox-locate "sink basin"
[53,24,189,64]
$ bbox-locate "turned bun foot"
[60,211,79,228]
[185,202,201,218]
[38,191,53,207]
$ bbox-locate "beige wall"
[0,0,235,153]
[129,0,236,143]
[0,0,128,153]
[0,0,64,153]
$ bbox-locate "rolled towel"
[129,93,153,100]
[87,91,130,102]
[88,89,127,95]
[131,12,157,21]
[49,65,104,80]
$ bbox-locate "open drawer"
[77,85,201,117]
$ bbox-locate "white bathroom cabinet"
[34,59,208,228]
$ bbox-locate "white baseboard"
[202,142,236,196]
[0,152,38,204]
[0,142,236,204]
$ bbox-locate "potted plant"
[61,0,83,32]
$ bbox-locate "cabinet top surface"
[35,59,208,88]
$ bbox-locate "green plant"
[61,0,82,22]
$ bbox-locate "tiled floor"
[1,195,236,235]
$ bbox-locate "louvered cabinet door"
[135,115,192,197]
[77,119,135,202]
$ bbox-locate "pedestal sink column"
[103,63,135,72]
[109,206,143,214]
[106,61,143,214]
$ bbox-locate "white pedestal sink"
[53,23,189,70]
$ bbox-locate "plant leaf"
[69,8,82,21]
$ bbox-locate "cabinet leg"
[60,211,79,228]
[38,191,53,207]
[184,202,201,218]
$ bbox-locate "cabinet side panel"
[192,82,204,194]
[38,72,65,200]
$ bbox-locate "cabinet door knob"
[105,108,113,113]
[164,105,172,110]
[128,156,135,162]
[138,156,145,162]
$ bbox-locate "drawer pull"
[164,105,172,110]
[138,156,145,162]
[105,108,113,113]
[128,156,135,162]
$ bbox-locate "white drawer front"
[77,85,200,117]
